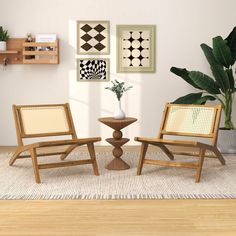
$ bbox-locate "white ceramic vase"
[114,100,126,119]
[0,41,6,51]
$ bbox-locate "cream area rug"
[0,150,236,199]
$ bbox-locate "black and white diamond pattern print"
[79,59,107,80]
[122,30,150,67]
[78,22,109,54]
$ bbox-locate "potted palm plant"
[170,26,236,153]
[105,80,132,119]
[0,26,9,51]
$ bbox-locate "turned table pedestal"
[98,117,137,170]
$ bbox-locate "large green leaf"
[201,43,218,66]
[172,92,203,104]
[172,92,216,105]
[196,95,216,104]
[189,71,220,94]
[225,68,235,90]
[170,67,202,90]
[213,36,232,68]
[200,43,230,92]
[211,64,230,93]
[225,26,236,64]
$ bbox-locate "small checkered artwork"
[77,58,109,81]
[77,21,110,54]
[117,25,155,72]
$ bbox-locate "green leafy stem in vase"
[105,80,133,101]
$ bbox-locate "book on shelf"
[35,34,57,60]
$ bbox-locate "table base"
[105,157,130,170]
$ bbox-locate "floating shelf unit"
[0,38,23,64]
[0,38,59,65]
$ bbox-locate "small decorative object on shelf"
[105,80,132,119]
[26,33,33,42]
[0,26,9,51]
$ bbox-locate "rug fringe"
[0,193,236,200]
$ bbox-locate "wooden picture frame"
[117,25,156,73]
[77,20,110,55]
[77,58,110,82]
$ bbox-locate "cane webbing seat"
[10,103,101,183]
[135,104,225,182]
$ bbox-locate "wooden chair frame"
[9,103,101,183]
[135,103,225,182]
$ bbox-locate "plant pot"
[114,100,125,119]
[0,41,6,51]
[217,129,236,154]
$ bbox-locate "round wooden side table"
[98,117,137,170]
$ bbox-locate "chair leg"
[137,142,149,175]
[158,145,174,160]
[87,143,99,176]
[212,147,225,165]
[30,148,41,183]
[60,144,78,160]
[9,148,22,166]
[195,148,206,183]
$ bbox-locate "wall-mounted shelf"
[0,38,59,65]
[0,38,23,64]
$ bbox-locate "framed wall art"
[77,21,110,55]
[117,25,156,73]
[77,58,110,82]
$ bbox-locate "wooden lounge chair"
[135,104,225,182]
[9,103,101,183]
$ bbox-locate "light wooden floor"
[0,146,236,236]
[1,200,236,236]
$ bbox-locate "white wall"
[0,0,236,145]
